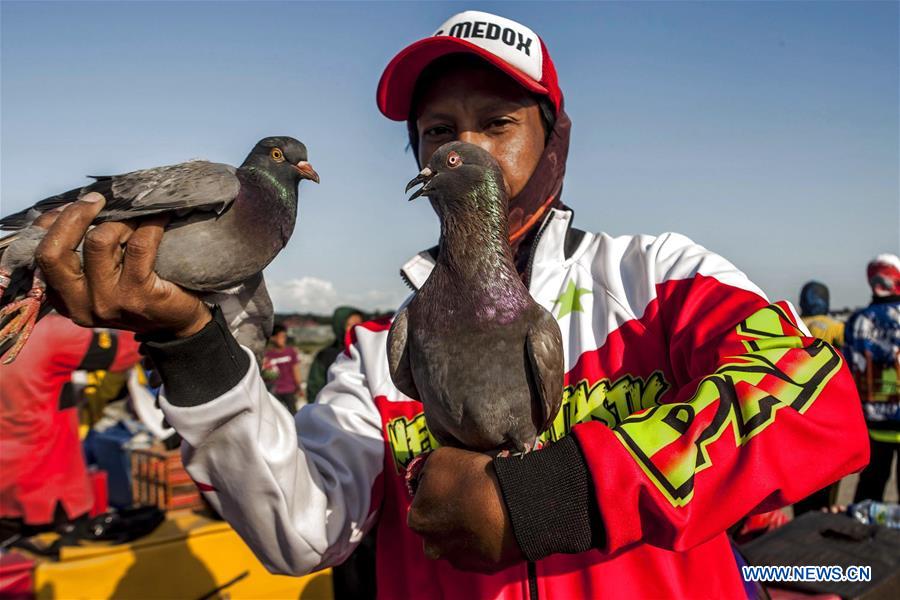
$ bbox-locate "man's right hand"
[35,193,211,338]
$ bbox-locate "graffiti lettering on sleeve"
[613,304,843,507]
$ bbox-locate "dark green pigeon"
[388,141,564,455]
[0,136,318,362]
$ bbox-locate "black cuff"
[139,305,251,407]
[493,435,604,561]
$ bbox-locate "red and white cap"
[377,10,562,121]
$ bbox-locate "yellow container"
[32,509,333,599]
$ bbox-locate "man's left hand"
[406,446,523,572]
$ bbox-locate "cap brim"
[377,36,549,121]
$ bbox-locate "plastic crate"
[130,447,203,511]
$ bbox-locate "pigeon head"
[405,142,506,215]
[241,136,320,189]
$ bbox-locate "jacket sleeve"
[146,307,384,575]
[572,233,870,553]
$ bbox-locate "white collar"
[399,208,574,291]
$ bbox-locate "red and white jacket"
[157,208,869,599]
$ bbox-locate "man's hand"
[407,446,523,572]
[34,193,211,337]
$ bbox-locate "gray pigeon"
[0,136,318,362]
[387,141,563,454]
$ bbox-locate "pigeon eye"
[447,151,462,169]
[270,148,285,162]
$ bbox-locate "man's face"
[345,313,364,333]
[273,331,287,347]
[414,62,546,200]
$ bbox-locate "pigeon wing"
[387,307,420,400]
[525,308,565,434]
[0,160,241,230]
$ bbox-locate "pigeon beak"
[405,167,434,201]
[294,161,320,184]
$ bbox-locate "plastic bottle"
[847,500,900,529]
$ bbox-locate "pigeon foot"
[404,452,432,497]
[0,272,46,364]
[0,268,11,299]
[495,439,540,459]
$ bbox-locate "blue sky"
[2,1,897,313]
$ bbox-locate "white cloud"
[268,276,408,315]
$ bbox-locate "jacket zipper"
[400,268,416,291]
[524,216,553,289]
[527,561,539,600]
[398,221,554,600]
[525,218,552,600]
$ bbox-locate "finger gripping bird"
[387,141,564,456]
[0,136,319,362]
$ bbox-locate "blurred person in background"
[307,306,364,402]
[845,254,900,502]
[0,314,139,537]
[799,281,845,347]
[262,323,302,412]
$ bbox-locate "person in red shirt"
[0,313,140,533]
[262,324,302,412]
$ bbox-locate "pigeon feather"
[0,161,239,230]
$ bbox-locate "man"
[32,10,868,598]
[307,306,364,402]
[262,323,303,412]
[799,281,844,348]
[844,254,900,502]
[0,314,139,535]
